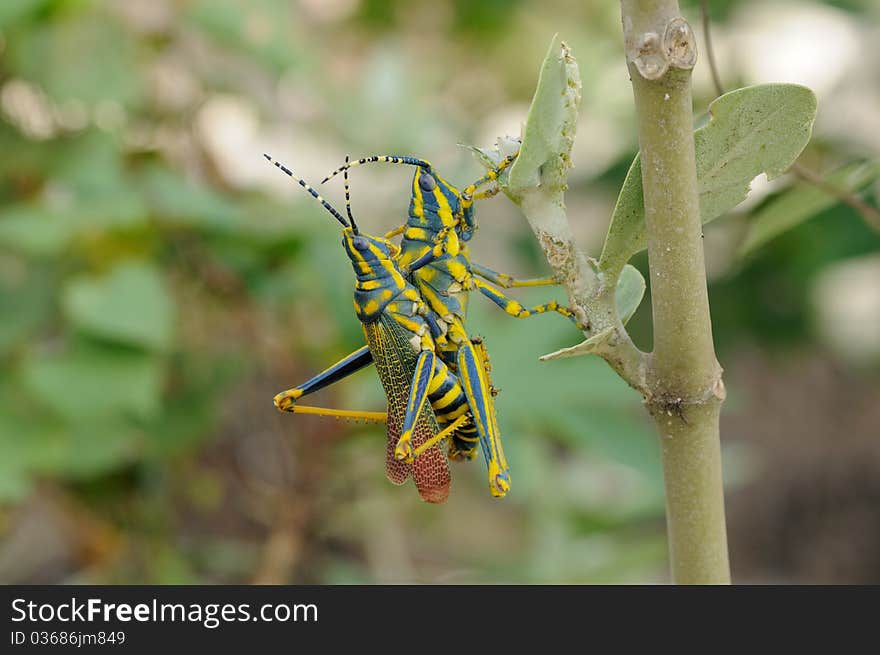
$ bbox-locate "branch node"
[663,17,697,70]
[712,377,726,401]
[625,16,697,80]
[631,31,667,80]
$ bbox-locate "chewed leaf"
[739,160,880,256]
[599,83,818,278]
[507,34,581,193]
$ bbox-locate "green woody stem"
[620,0,730,583]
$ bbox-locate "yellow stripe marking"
[437,402,469,421]
[412,414,470,459]
[433,386,461,410]
[287,405,387,423]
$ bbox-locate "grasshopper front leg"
[383,223,406,239]
[472,278,584,329]
[471,261,558,288]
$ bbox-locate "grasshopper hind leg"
[455,340,510,497]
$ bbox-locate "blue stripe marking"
[402,350,435,437]
[458,346,492,467]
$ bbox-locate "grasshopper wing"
[364,317,451,503]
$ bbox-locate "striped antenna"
[263,153,349,228]
[342,154,359,234]
[321,155,432,184]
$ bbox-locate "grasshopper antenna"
[322,155,433,184]
[263,153,350,228]
[342,154,359,235]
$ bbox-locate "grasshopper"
[266,155,508,501]
[320,150,583,495]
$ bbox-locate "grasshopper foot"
[488,462,511,498]
[273,388,303,412]
[394,435,414,463]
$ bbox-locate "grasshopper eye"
[352,236,370,251]
[419,173,437,192]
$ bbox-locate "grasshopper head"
[409,166,464,233]
[341,227,401,274]
[342,227,407,323]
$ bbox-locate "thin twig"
[790,162,880,232]
[699,0,880,234]
[700,1,724,98]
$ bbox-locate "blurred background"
[0,0,878,584]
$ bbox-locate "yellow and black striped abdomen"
[362,316,450,503]
[423,362,478,458]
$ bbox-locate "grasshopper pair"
[269,150,579,502]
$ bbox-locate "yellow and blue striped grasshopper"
[320,151,583,497]
[266,155,506,502]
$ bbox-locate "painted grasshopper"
[266,155,505,502]
[319,150,583,496]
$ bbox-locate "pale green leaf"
[540,327,615,362]
[600,84,818,278]
[507,34,580,192]
[462,144,500,170]
[63,261,175,351]
[539,265,644,362]
[739,161,880,256]
[616,264,646,325]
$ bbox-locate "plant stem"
[620,0,730,583]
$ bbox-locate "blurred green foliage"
[0,0,878,584]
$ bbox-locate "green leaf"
[539,265,644,362]
[0,376,144,496]
[507,34,581,192]
[615,264,646,325]
[63,261,175,351]
[21,341,165,422]
[600,84,818,278]
[54,132,150,230]
[140,166,241,233]
[0,205,72,257]
[144,375,227,458]
[46,420,143,479]
[8,13,141,107]
[0,0,46,29]
[0,264,54,355]
[540,327,615,362]
[0,415,35,501]
[739,161,880,256]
